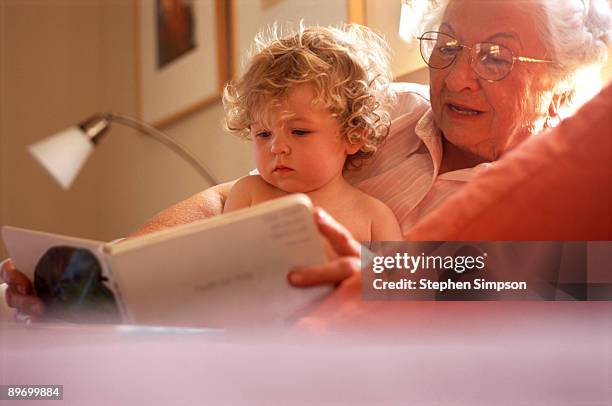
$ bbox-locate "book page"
[108,194,330,328]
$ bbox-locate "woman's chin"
[441,119,490,147]
[441,132,499,164]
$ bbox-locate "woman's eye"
[438,45,460,57]
[292,129,311,137]
[486,57,511,66]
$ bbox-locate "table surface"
[1,301,611,405]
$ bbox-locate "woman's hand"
[288,208,361,287]
[1,259,45,322]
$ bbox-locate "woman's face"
[430,0,556,161]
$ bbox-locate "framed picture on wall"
[135,0,230,128]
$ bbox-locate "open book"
[2,194,331,328]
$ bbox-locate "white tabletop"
[1,301,611,405]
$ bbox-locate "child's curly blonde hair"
[223,23,394,169]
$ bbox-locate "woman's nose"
[270,135,291,155]
[444,49,480,92]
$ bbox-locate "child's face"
[251,84,360,193]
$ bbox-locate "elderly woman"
[3,0,611,320]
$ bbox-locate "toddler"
[222,24,402,242]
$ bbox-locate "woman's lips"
[446,103,485,117]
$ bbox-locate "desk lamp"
[28,113,219,189]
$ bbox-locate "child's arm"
[370,202,403,241]
[223,175,285,213]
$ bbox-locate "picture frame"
[134,0,230,128]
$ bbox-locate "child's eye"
[255,131,271,138]
[292,129,311,137]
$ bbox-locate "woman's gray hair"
[422,0,611,71]
[421,0,611,107]
[535,0,611,72]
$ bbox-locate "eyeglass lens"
[420,31,514,81]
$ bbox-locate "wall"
[0,2,5,258]
[231,0,349,76]
[364,0,427,79]
[0,0,352,259]
[1,0,110,259]
[0,0,252,259]
[1,0,611,261]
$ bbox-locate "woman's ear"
[548,91,571,121]
[545,91,571,129]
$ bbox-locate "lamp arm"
[105,112,219,186]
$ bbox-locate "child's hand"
[1,259,45,322]
[288,208,361,287]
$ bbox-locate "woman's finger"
[15,311,35,324]
[314,208,362,258]
[1,260,34,295]
[288,256,360,287]
[6,286,44,316]
[0,258,14,283]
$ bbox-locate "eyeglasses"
[34,246,121,323]
[417,31,553,82]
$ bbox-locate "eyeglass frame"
[417,31,554,82]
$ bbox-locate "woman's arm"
[129,181,236,237]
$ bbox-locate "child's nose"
[270,135,290,155]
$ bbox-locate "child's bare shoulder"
[232,174,270,191]
[347,186,389,212]
[348,187,402,240]
[235,175,287,200]
[224,175,285,213]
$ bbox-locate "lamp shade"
[29,126,94,190]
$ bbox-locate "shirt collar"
[414,107,492,182]
[415,108,443,177]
